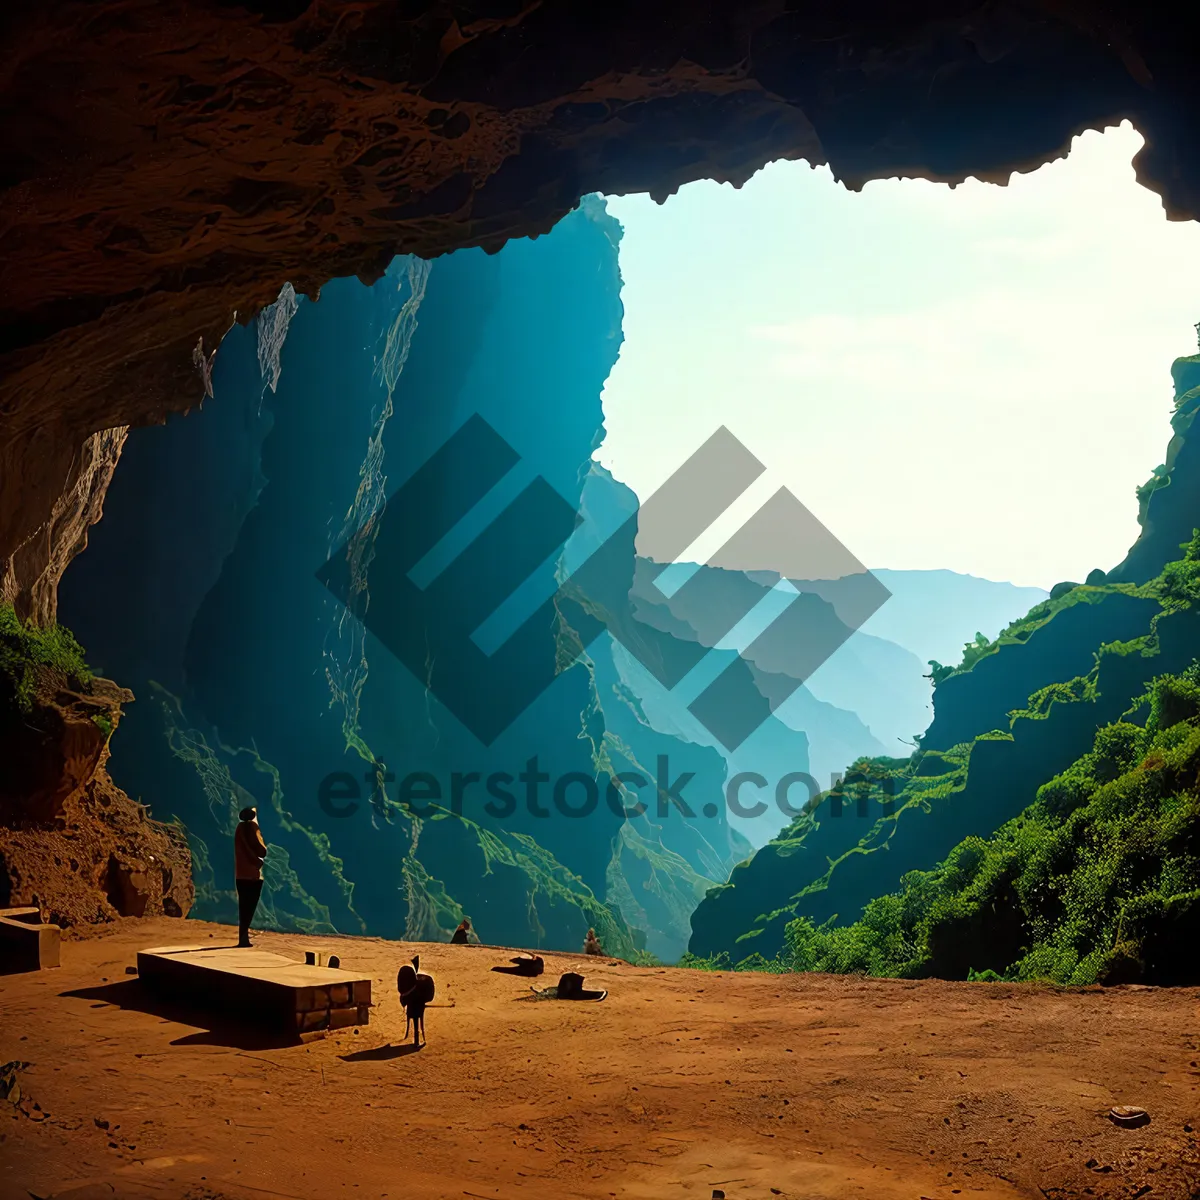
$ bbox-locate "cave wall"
[0,665,194,928]
[57,201,762,957]
[5,0,1200,620]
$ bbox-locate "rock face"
[2,0,1198,620]
[0,667,194,927]
[56,203,754,958]
[0,427,129,626]
[687,347,1200,963]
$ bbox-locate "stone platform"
[0,907,61,973]
[137,944,372,1034]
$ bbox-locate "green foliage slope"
[689,665,1200,986]
[688,523,1200,970]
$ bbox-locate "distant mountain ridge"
[856,569,1051,671]
[687,352,1200,966]
[610,547,1049,847]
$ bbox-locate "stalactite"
[256,282,301,398]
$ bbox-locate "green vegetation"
[1160,528,1200,609]
[926,578,1150,687]
[685,530,1200,985]
[851,667,1190,984]
[691,672,1200,988]
[1136,463,1171,526]
[683,663,1200,986]
[0,603,94,712]
[153,684,358,936]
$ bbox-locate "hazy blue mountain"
[687,355,1200,966]
[795,630,930,756]
[612,556,1044,845]
[854,569,1051,670]
[780,568,1052,757]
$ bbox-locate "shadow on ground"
[339,1042,423,1062]
[0,963,42,977]
[59,978,301,1051]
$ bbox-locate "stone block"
[137,944,373,1037]
[0,907,42,925]
[298,1009,329,1033]
[295,986,328,1012]
[352,980,371,1006]
[0,914,61,973]
[328,1006,362,1030]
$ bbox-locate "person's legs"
[236,879,264,946]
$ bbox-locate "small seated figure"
[450,917,472,945]
[583,927,604,956]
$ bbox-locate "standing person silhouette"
[234,806,268,947]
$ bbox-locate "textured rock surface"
[0,427,129,625]
[2,0,1198,616]
[0,670,194,927]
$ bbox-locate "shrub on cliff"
[683,530,1200,982]
[710,666,1200,986]
[0,603,93,712]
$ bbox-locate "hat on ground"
[555,971,607,1002]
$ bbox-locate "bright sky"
[597,121,1200,590]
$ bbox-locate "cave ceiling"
[2,0,1198,619]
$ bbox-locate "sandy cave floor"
[2,918,1199,1200]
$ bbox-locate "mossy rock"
[1096,940,1145,986]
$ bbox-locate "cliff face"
[0,651,194,927]
[688,350,1200,963]
[1108,355,1200,586]
[4,0,1200,621]
[58,200,757,958]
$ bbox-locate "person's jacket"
[234,821,268,881]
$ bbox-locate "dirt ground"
[2,918,1199,1200]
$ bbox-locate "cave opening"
[601,120,1198,593]
[8,3,1200,1191]
[7,0,1200,1191]
[595,118,1200,844]
[43,117,1200,968]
